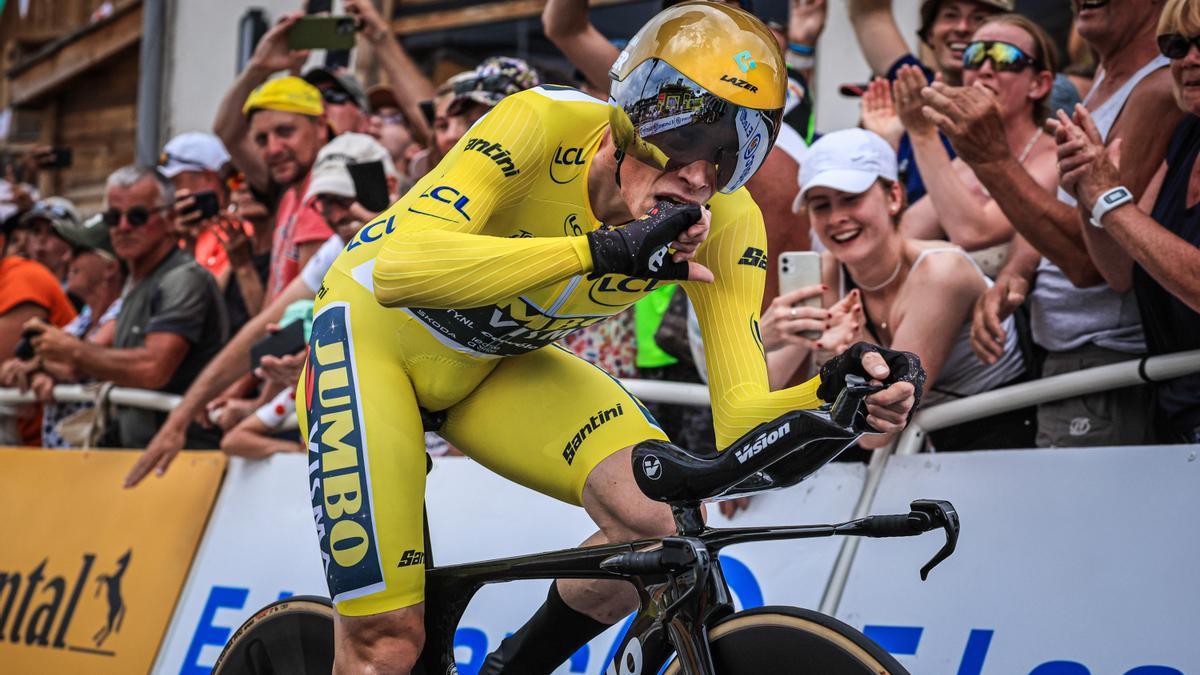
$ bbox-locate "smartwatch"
[1090,186,1133,229]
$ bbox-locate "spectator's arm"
[62,332,190,390]
[1094,188,1200,313]
[221,414,304,459]
[213,11,309,193]
[787,0,828,84]
[125,275,314,487]
[345,0,434,148]
[921,83,1103,286]
[847,0,911,77]
[542,0,620,95]
[0,303,48,363]
[890,252,983,392]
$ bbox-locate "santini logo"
[464,137,520,177]
[563,404,625,465]
[735,422,790,464]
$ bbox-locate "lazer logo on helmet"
[735,422,791,464]
[733,50,758,74]
[463,137,520,177]
[721,74,759,93]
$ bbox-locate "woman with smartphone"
[788,128,1034,451]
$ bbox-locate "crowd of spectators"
[1,0,1197,484]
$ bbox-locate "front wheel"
[662,606,909,675]
[212,595,335,675]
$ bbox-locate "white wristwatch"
[1090,186,1133,229]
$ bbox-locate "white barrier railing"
[818,348,1200,616]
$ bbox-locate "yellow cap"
[242,76,325,117]
[610,1,786,111]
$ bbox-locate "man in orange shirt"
[0,215,76,445]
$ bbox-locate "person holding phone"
[797,128,1033,451]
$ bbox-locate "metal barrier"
[818,348,1200,616]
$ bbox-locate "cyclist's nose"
[675,160,715,195]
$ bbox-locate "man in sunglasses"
[921,0,1182,448]
[31,166,229,450]
[304,66,372,135]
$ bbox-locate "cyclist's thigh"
[297,296,429,617]
[441,344,667,506]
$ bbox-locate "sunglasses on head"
[962,40,1041,72]
[1157,33,1200,59]
[320,88,354,105]
[101,205,170,227]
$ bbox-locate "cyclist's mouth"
[656,194,695,206]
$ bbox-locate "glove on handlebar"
[586,202,700,280]
[817,342,926,417]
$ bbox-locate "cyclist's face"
[619,155,717,216]
[805,181,903,263]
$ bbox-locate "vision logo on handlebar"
[734,421,790,464]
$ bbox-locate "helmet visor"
[610,58,781,194]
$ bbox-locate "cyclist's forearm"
[710,378,825,450]
[373,229,593,308]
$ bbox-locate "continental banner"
[0,448,225,674]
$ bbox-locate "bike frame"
[418,502,871,675]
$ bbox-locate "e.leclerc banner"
[0,448,225,674]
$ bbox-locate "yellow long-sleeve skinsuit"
[297,86,825,615]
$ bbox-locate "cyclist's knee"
[583,446,677,542]
[335,605,425,674]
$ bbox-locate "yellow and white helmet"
[608,1,787,193]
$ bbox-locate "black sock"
[479,581,611,674]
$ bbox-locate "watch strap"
[1090,186,1133,229]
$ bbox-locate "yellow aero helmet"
[609,1,786,193]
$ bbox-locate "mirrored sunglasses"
[962,40,1040,72]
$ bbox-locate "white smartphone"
[778,251,823,339]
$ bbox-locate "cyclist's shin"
[478,581,609,674]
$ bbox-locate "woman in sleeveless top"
[888,14,1061,279]
[776,128,1034,452]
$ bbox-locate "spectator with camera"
[0,214,125,447]
[127,133,401,485]
[922,0,1180,447]
[304,66,371,135]
[366,85,421,190]
[212,12,333,299]
[792,128,1032,450]
[162,132,274,329]
[1052,0,1200,443]
[26,167,228,449]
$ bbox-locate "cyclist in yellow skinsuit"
[298,4,920,673]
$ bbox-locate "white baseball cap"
[305,133,399,201]
[793,128,898,213]
[159,132,231,178]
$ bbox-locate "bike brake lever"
[910,499,959,580]
[830,374,887,429]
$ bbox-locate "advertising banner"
[837,445,1200,675]
[156,454,865,674]
[0,448,226,675]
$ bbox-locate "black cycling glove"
[817,342,927,413]
[586,201,700,280]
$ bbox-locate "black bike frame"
[417,503,857,675]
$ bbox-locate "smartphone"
[347,160,390,212]
[13,327,41,361]
[778,251,824,339]
[288,16,357,51]
[182,190,221,220]
[250,321,307,372]
[305,0,332,13]
[37,147,73,169]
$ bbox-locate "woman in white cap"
[785,127,1033,451]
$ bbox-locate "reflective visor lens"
[962,41,1037,72]
[610,59,780,193]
